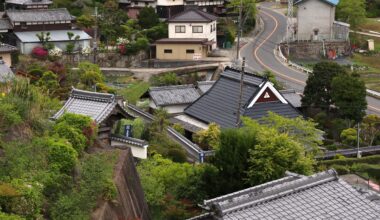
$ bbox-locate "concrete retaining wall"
[281,41,350,59]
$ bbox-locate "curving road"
[240,4,380,115]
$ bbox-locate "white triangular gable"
[247,81,288,108]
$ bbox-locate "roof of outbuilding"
[197,81,215,94]
[279,89,302,108]
[6,8,74,23]
[192,169,380,220]
[110,134,148,148]
[294,0,339,6]
[168,8,217,23]
[6,0,52,5]
[0,43,17,53]
[0,60,14,83]
[52,88,132,124]
[14,30,91,43]
[184,67,301,128]
[149,84,201,106]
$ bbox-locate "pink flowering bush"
[32,46,48,59]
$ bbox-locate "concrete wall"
[296,0,335,41]
[111,141,148,159]
[284,41,350,59]
[169,21,217,45]
[156,43,208,60]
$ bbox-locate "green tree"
[37,71,59,94]
[151,108,169,134]
[361,114,380,146]
[47,138,78,174]
[77,62,105,89]
[262,70,283,90]
[302,62,347,110]
[340,128,359,146]
[336,0,366,30]
[76,14,95,28]
[331,74,367,123]
[243,117,314,186]
[193,123,221,150]
[137,7,160,29]
[228,0,257,32]
[261,112,323,152]
[150,72,180,86]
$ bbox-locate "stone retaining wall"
[281,41,350,59]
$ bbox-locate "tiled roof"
[243,101,301,120]
[0,60,14,83]
[295,0,339,6]
[0,19,12,30]
[168,8,217,23]
[6,0,52,5]
[52,88,131,124]
[0,43,17,53]
[149,84,201,106]
[197,81,215,94]
[6,8,74,23]
[185,67,302,128]
[15,30,91,43]
[280,89,302,108]
[194,169,380,220]
[110,134,148,148]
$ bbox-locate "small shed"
[52,88,149,159]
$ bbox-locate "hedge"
[320,155,380,167]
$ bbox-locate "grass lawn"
[359,18,380,33]
[106,75,150,104]
[351,54,380,92]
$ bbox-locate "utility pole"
[286,0,294,56]
[236,57,246,127]
[357,122,361,158]
[235,0,243,61]
[92,7,99,64]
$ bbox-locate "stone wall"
[91,148,150,220]
[281,41,350,59]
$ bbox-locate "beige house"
[155,8,217,60]
[0,43,17,67]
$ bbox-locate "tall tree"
[362,114,380,146]
[228,0,257,32]
[301,62,347,110]
[336,0,366,30]
[137,7,159,29]
[331,74,367,124]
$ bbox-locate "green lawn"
[106,75,150,104]
[359,18,380,33]
[351,54,380,92]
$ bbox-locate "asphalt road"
[240,5,380,115]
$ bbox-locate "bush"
[31,47,48,59]
[135,37,149,51]
[150,72,179,86]
[172,123,185,135]
[320,155,380,167]
[330,164,350,175]
[53,122,87,154]
[340,128,359,146]
[47,138,78,174]
[167,148,187,163]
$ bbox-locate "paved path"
[240,3,380,115]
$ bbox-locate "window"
[186,49,194,54]
[192,26,203,33]
[175,25,185,33]
[164,49,172,53]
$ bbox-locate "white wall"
[297,0,335,40]
[157,0,184,6]
[129,2,156,8]
[111,141,148,159]
[168,21,217,48]
[150,100,189,114]
[19,40,91,54]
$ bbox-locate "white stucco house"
[155,8,217,60]
[294,0,349,41]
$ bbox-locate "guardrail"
[277,45,313,74]
[318,145,380,160]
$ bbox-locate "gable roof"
[192,169,380,220]
[149,84,201,106]
[168,8,217,23]
[52,88,132,124]
[6,8,74,23]
[0,60,14,83]
[294,0,339,6]
[184,67,301,128]
[0,43,17,53]
[6,0,52,5]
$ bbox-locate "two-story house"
[294,0,349,41]
[5,0,52,10]
[155,8,217,60]
[4,8,91,54]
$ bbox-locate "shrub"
[340,128,359,146]
[135,37,149,51]
[320,155,380,167]
[31,47,48,59]
[172,123,185,135]
[47,138,78,174]
[167,148,187,163]
[53,122,87,154]
[330,164,350,175]
[150,72,179,86]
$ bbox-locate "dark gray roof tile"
[7,8,73,23]
[149,84,200,106]
[168,8,217,23]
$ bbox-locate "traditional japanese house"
[5,0,53,10]
[52,88,149,159]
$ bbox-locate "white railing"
[277,45,313,74]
